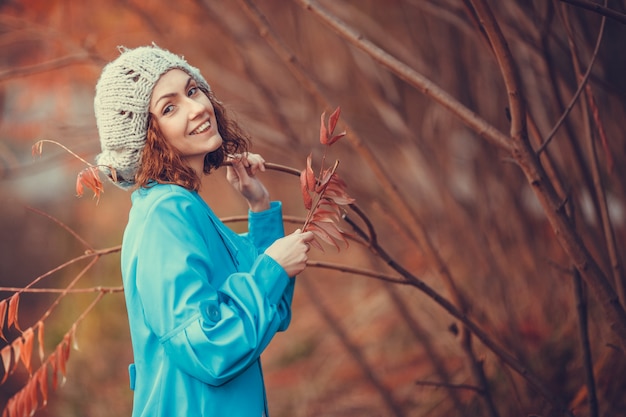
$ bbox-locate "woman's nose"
[186,97,205,119]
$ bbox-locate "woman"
[94,45,314,417]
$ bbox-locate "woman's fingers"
[228,152,266,176]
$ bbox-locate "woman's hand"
[265,229,315,277]
[226,153,270,212]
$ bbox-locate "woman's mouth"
[190,119,211,135]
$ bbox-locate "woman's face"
[149,69,223,170]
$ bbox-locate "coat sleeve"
[244,201,295,332]
[133,191,290,387]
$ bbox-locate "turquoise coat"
[121,183,293,417]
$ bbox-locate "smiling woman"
[92,45,314,417]
[148,70,223,173]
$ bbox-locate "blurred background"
[1,1,626,416]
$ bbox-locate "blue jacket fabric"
[121,183,292,417]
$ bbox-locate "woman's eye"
[163,104,174,115]
[188,87,198,97]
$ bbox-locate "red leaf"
[25,377,39,417]
[305,153,316,191]
[313,220,348,249]
[319,111,328,145]
[76,166,104,202]
[31,141,43,158]
[7,293,21,332]
[326,131,346,146]
[37,365,48,406]
[316,168,333,193]
[0,299,7,342]
[308,237,324,252]
[324,174,355,205]
[300,170,313,210]
[49,352,58,390]
[37,321,45,362]
[59,333,72,377]
[324,192,355,206]
[20,328,34,375]
[11,337,22,375]
[57,346,66,378]
[308,223,340,250]
[328,106,341,136]
[311,206,341,223]
[0,344,12,384]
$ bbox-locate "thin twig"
[470,0,626,356]
[0,286,123,294]
[343,196,575,417]
[25,205,93,251]
[293,0,512,153]
[7,245,120,293]
[298,278,406,416]
[573,270,599,417]
[415,380,484,393]
[0,54,99,81]
[559,0,626,25]
[306,260,407,285]
[537,6,606,155]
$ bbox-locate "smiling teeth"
[191,120,211,135]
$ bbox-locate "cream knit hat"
[94,45,211,189]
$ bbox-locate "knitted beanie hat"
[94,45,211,189]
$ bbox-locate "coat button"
[207,305,220,321]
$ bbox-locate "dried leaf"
[11,337,22,375]
[0,299,8,342]
[324,192,355,206]
[37,321,45,363]
[70,324,80,351]
[31,141,43,158]
[305,153,315,191]
[16,389,25,417]
[315,220,349,248]
[76,166,104,202]
[108,166,118,183]
[311,206,341,223]
[300,170,313,210]
[49,352,58,390]
[59,333,72,377]
[319,111,328,145]
[308,223,340,250]
[37,365,48,406]
[328,106,341,135]
[25,376,39,417]
[20,328,34,375]
[316,168,334,192]
[54,345,67,387]
[308,237,324,252]
[1,344,12,384]
[324,174,355,205]
[7,293,21,332]
[326,131,346,146]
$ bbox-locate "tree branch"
[468,0,626,352]
[293,0,512,153]
[559,0,626,25]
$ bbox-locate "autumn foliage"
[301,107,353,251]
[3,1,626,417]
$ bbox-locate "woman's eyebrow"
[153,76,193,108]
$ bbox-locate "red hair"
[135,87,250,191]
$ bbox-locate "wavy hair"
[135,86,250,191]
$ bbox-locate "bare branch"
[293,0,512,153]
[537,8,606,154]
[0,54,99,82]
[415,380,484,393]
[468,0,626,352]
[559,0,626,25]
